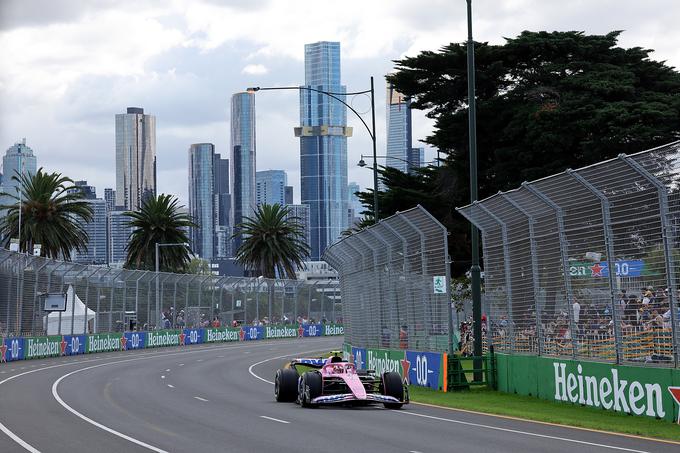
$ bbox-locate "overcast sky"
[1,0,678,206]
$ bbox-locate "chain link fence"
[457,141,680,367]
[0,248,341,337]
[323,205,453,353]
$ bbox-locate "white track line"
[247,346,338,385]
[193,396,208,402]
[392,411,649,453]
[260,415,290,424]
[167,384,174,388]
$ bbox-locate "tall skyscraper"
[284,204,311,249]
[230,92,256,250]
[297,41,351,260]
[108,209,133,266]
[73,198,107,264]
[407,147,425,173]
[188,143,215,259]
[284,185,293,205]
[386,82,412,174]
[1,139,38,215]
[256,170,287,207]
[347,181,363,225]
[115,107,156,211]
[213,153,231,257]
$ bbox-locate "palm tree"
[0,168,93,259]
[233,203,310,279]
[123,194,195,272]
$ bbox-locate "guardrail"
[1,323,344,362]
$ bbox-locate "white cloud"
[241,64,268,75]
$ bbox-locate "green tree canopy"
[233,203,310,279]
[123,194,195,272]
[361,30,680,274]
[0,168,93,259]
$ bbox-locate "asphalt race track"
[0,337,676,453]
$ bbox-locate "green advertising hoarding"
[366,348,407,377]
[496,354,680,423]
[24,336,62,359]
[146,330,181,348]
[204,327,241,343]
[88,333,123,353]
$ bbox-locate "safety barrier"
[0,323,344,362]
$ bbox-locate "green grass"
[408,386,680,442]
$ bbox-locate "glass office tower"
[256,170,287,207]
[386,82,412,173]
[115,107,156,211]
[230,92,256,251]
[1,139,38,217]
[297,41,350,260]
[188,143,215,259]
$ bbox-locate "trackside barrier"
[342,342,448,391]
[496,353,680,424]
[0,324,344,363]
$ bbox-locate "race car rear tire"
[275,368,299,402]
[299,371,322,408]
[382,371,404,409]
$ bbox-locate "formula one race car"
[274,352,408,409]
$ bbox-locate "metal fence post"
[620,154,679,366]
[568,170,623,364]
[476,202,516,353]
[524,183,579,359]
[502,193,544,356]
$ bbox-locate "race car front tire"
[299,371,322,408]
[275,368,299,402]
[382,371,404,409]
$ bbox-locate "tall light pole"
[247,78,379,221]
[155,242,188,328]
[466,0,483,371]
[357,154,436,171]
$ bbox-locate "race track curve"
[0,337,675,453]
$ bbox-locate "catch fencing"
[0,248,341,337]
[324,205,453,354]
[457,141,680,367]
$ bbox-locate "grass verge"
[408,386,680,442]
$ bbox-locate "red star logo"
[120,335,127,350]
[669,387,680,424]
[179,332,186,345]
[400,358,411,384]
[0,342,7,363]
[238,327,246,341]
[590,263,604,277]
[60,337,68,356]
[298,324,305,338]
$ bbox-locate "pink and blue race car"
[274,353,408,409]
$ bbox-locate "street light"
[155,242,188,328]
[246,78,380,220]
[357,154,436,170]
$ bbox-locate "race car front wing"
[311,393,401,404]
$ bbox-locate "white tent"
[43,285,96,335]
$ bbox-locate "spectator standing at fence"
[572,299,581,336]
[399,325,409,349]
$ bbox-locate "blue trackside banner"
[1,337,24,362]
[351,347,367,370]
[182,328,203,345]
[62,335,87,355]
[301,323,323,337]
[405,350,442,390]
[123,331,146,350]
[242,325,264,341]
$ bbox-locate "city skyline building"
[188,143,215,259]
[115,107,156,211]
[347,181,362,225]
[108,208,133,266]
[407,147,425,174]
[230,92,256,252]
[73,198,107,265]
[297,41,350,260]
[385,82,412,174]
[0,139,38,216]
[283,204,311,250]
[213,153,231,257]
[68,180,97,199]
[256,170,287,207]
[284,185,293,205]
[104,188,116,212]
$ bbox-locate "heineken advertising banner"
[323,324,344,337]
[88,333,123,353]
[1,337,24,362]
[204,327,240,343]
[147,330,181,348]
[496,354,680,423]
[123,331,146,350]
[183,328,204,345]
[25,336,62,359]
[62,335,87,355]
